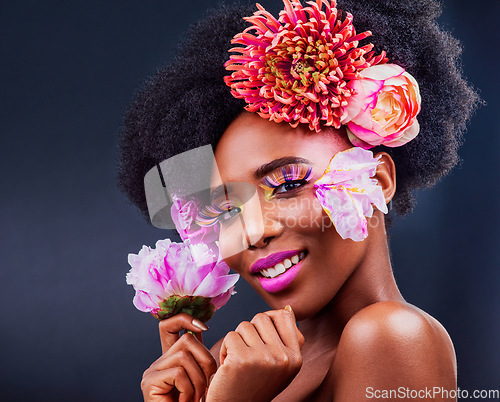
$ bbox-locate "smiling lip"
[258,257,304,293]
[250,250,302,274]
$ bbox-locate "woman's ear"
[374,152,396,204]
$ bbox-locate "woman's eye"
[273,180,306,195]
[219,206,242,222]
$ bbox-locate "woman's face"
[212,112,375,320]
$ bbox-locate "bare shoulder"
[209,337,224,367]
[331,301,457,401]
[339,300,456,354]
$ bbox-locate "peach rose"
[342,64,421,149]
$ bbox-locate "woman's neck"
[298,219,404,351]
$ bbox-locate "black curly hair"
[117,0,480,223]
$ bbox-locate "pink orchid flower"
[126,239,239,322]
[314,147,388,241]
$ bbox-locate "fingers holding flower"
[141,314,217,402]
[127,195,239,401]
[158,313,208,353]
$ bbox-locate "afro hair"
[117,0,480,222]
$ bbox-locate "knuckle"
[200,353,217,372]
[172,366,184,377]
[140,371,157,394]
[275,351,290,367]
[261,310,275,320]
[141,368,151,381]
[208,358,218,373]
[180,332,195,346]
[235,321,252,332]
[159,316,178,330]
[176,312,192,321]
[251,312,268,324]
[159,313,190,329]
[289,353,303,370]
[140,376,148,391]
[261,353,275,367]
[141,362,157,380]
[177,348,190,361]
[158,319,168,331]
[273,349,301,371]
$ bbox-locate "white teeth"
[259,252,305,279]
[267,267,277,277]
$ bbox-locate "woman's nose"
[219,185,284,258]
[242,195,284,250]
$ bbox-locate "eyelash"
[196,200,242,227]
[260,164,313,199]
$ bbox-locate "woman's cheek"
[218,192,330,268]
[218,224,245,270]
[280,194,327,232]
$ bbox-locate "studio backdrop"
[1,0,498,401]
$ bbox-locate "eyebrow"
[254,156,312,179]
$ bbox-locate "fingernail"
[284,305,293,313]
[192,318,209,331]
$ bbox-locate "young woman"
[118,0,479,400]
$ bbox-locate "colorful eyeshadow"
[196,200,242,227]
[260,164,313,199]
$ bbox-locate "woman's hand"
[141,313,217,402]
[206,306,305,402]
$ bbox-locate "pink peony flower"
[342,64,421,148]
[170,196,220,247]
[126,239,239,322]
[314,147,388,241]
[224,0,387,132]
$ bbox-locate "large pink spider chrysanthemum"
[224,0,388,132]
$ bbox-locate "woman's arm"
[331,300,457,401]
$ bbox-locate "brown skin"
[141,314,216,402]
[141,112,457,401]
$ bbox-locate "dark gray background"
[1,0,498,400]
